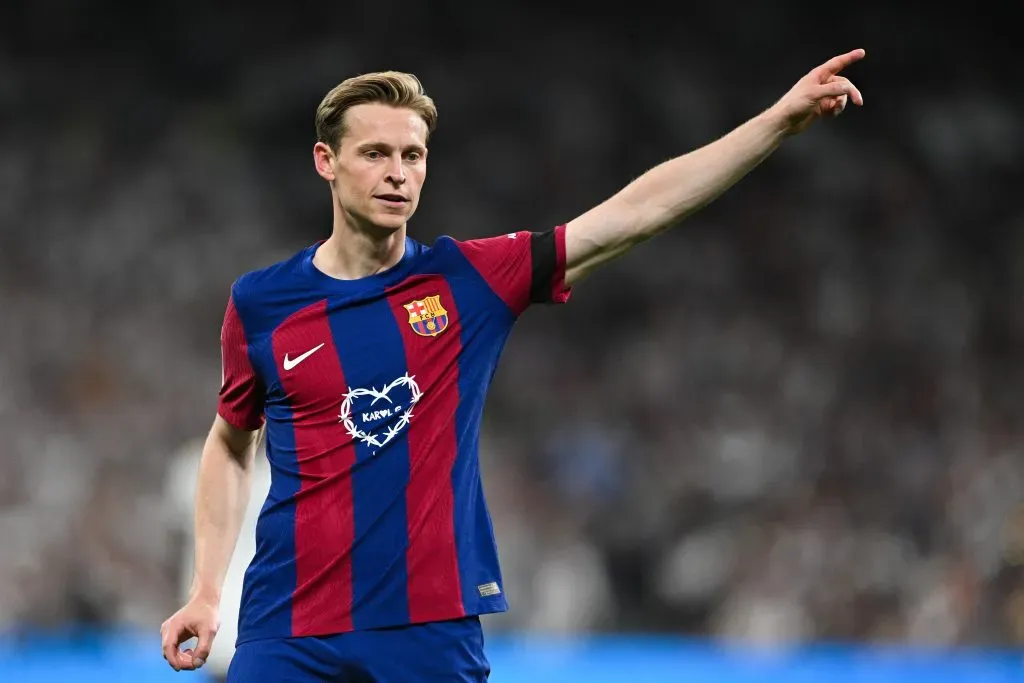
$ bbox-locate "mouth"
[374,194,409,205]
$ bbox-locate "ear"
[313,142,336,181]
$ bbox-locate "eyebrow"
[356,142,427,153]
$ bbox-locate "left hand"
[771,48,866,135]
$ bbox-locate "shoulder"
[403,234,473,273]
[438,231,520,250]
[420,233,459,255]
[230,244,316,312]
[227,245,320,341]
[424,232,520,266]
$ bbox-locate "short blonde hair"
[315,71,438,151]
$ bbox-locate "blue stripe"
[446,266,515,613]
[235,299,298,640]
[329,296,412,629]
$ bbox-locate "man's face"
[317,103,428,233]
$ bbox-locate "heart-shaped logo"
[338,373,423,453]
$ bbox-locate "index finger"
[814,48,866,77]
[161,627,187,671]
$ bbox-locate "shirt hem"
[235,599,509,646]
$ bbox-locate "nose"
[385,154,406,186]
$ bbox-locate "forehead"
[341,103,428,147]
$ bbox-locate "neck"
[313,207,407,281]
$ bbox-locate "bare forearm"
[189,423,258,602]
[618,109,787,236]
[564,108,789,282]
[564,49,865,285]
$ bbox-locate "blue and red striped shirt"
[218,226,571,643]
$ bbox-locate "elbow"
[208,416,261,469]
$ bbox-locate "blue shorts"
[226,616,489,682]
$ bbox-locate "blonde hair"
[315,71,438,151]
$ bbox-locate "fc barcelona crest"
[404,295,449,337]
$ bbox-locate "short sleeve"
[217,294,266,431]
[454,224,572,316]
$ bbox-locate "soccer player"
[161,49,865,681]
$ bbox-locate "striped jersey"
[217,225,571,643]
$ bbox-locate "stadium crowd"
[1,1,1022,650]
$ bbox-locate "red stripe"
[454,232,532,314]
[217,296,265,431]
[271,300,355,635]
[387,279,464,622]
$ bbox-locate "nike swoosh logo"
[283,343,325,371]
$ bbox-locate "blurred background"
[2,1,1023,681]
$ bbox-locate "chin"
[371,209,413,232]
[372,216,407,233]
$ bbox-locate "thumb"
[192,624,218,667]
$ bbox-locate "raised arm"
[564,48,865,286]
